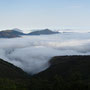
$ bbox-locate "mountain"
[28,29,59,35]
[0,28,59,38]
[12,28,23,32]
[0,29,25,38]
[0,58,31,89]
[0,58,29,79]
[31,56,90,90]
[0,56,90,90]
[35,56,90,79]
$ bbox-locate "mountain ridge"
[28,29,59,35]
[34,55,90,80]
[0,56,90,89]
[0,58,29,79]
[0,28,59,38]
[0,29,25,38]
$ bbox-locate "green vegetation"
[30,74,89,90]
[0,78,28,90]
[0,59,29,79]
[0,56,90,90]
[0,58,30,89]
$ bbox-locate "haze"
[0,0,90,32]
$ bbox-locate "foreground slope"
[0,58,30,89]
[0,58,29,79]
[31,56,90,90]
[35,56,90,79]
[0,56,90,90]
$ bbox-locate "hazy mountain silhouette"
[28,29,59,35]
[0,29,25,38]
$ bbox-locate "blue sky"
[0,0,90,32]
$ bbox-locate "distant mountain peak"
[0,29,25,38]
[11,28,23,32]
[0,28,59,38]
[28,28,59,35]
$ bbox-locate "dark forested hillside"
[0,58,30,90]
[35,56,90,79]
[0,56,90,90]
[0,58,29,79]
[33,56,90,90]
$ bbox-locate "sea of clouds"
[0,32,90,74]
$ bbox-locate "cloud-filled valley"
[0,33,90,74]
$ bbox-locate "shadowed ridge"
[34,55,90,80]
[0,58,30,79]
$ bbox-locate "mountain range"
[0,28,59,38]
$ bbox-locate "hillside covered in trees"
[0,56,90,90]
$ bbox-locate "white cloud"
[0,33,90,74]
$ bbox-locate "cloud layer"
[0,33,90,74]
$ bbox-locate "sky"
[0,0,90,32]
